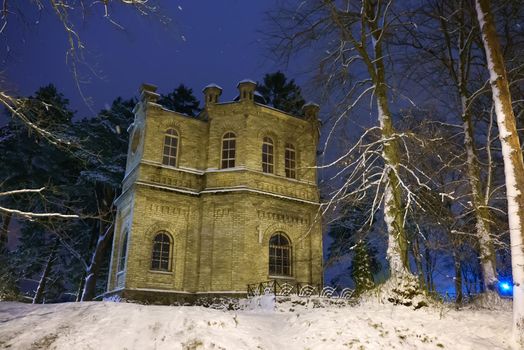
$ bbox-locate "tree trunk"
[32,239,59,304]
[461,109,497,290]
[380,104,410,278]
[75,271,86,302]
[432,0,498,292]
[451,239,464,304]
[368,4,410,279]
[0,212,13,253]
[81,222,114,301]
[456,6,497,289]
[411,234,427,291]
[78,219,101,301]
[424,247,434,292]
[326,0,411,280]
[476,0,524,345]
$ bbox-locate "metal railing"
[247,280,354,299]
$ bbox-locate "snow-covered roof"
[236,79,257,87]
[303,101,319,108]
[202,83,223,92]
[254,91,267,104]
[232,92,267,104]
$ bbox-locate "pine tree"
[24,84,74,130]
[0,253,18,301]
[0,84,81,301]
[73,97,135,301]
[0,84,77,253]
[327,198,380,291]
[158,84,201,117]
[257,71,305,115]
[351,240,375,295]
[327,204,371,260]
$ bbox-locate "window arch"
[117,231,129,273]
[221,132,236,168]
[162,129,179,167]
[269,232,292,277]
[262,137,274,173]
[151,232,172,271]
[285,143,296,179]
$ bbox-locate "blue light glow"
[500,282,511,291]
[498,280,513,297]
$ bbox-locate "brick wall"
[107,88,323,301]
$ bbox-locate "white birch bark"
[452,1,497,291]
[461,102,497,290]
[476,0,524,345]
[378,103,409,279]
[325,0,412,280]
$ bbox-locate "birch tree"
[475,0,524,345]
[269,1,431,299]
[324,0,411,281]
[399,0,502,292]
[433,0,497,291]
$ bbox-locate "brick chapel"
[105,80,323,303]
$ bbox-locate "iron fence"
[247,280,354,299]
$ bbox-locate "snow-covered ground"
[0,298,512,349]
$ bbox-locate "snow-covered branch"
[0,206,78,219]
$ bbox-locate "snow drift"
[0,299,512,349]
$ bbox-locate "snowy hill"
[0,299,512,349]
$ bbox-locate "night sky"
[1,1,463,292]
[0,1,403,289]
[3,1,307,118]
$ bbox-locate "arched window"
[117,231,128,273]
[269,233,292,276]
[162,129,179,167]
[262,137,274,173]
[151,232,172,271]
[221,132,236,168]
[285,143,296,179]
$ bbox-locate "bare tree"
[323,0,412,280]
[268,1,445,302]
[398,0,503,292]
[475,0,524,345]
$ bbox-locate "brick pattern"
[107,93,323,301]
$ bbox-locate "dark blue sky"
[3,1,307,118]
[2,1,463,292]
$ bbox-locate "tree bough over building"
[105,81,323,303]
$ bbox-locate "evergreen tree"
[2,83,74,137]
[0,84,77,253]
[158,84,201,117]
[0,84,79,300]
[327,199,380,291]
[72,97,135,300]
[1,86,136,302]
[257,71,305,115]
[328,205,370,259]
[351,240,376,295]
[0,254,18,300]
